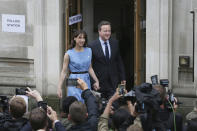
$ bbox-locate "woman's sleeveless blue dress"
[66,47,92,102]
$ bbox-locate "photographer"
[0,95,31,131]
[29,107,48,131]
[98,88,137,131]
[48,78,99,131]
[59,96,77,130]
[0,87,47,131]
[153,84,183,131]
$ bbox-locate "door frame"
[65,0,82,51]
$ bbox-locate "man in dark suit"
[47,78,98,131]
[88,20,126,99]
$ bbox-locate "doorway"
[93,0,138,90]
[65,0,146,90]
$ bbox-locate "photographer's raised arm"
[127,101,137,117]
[77,78,99,131]
[26,87,48,111]
[98,89,121,131]
[105,90,121,116]
[47,106,66,131]
[26,87,43,102]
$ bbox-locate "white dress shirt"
[99,37,111,58]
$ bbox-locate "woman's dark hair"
[62,96,78,114]
[70,30,88,49]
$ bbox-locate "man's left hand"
[93,82,100,91]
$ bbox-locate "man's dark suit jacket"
[55,89,98,131]
[88,38,125,96]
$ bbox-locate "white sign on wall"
[69,14,82,25]
[2,14,25,33]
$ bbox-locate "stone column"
[194,8,197,88]
[146,0,172,84]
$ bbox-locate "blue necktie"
[104,42,109,61]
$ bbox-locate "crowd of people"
[1,78,197,131]
[0,20,197,131]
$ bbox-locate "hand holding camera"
[127,101,138,117]
[47,106,58,123]
[118,84,126,96]
[109,88,122,103]
[25,87,43,102]
[66,78,78,86]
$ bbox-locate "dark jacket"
[88,38,125,93]
[140,108,183,131]
[55,89,98,131]
[0,117,31,131]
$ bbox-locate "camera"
[160,79,169,87]
[124,90,136,104]
[164,90,176,111]
[66,78,78,86]
[118,84,126,96]
[151,75,158,86]
[134,83,162,113]
[99,98,108,114]
[15,88,28,95]
[159,79,175,110]
[139,83,152,93]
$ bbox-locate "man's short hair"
[9,96,26,118]
[62,96,77,114]
[112,108,130,129]
[98,20,111,31]
[29,107,47,130]
[69,101,87,124]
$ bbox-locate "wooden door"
[134,0,146,85]
[65,0,82,50]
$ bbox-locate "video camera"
[118,82,161,113]
[159,79,175,110]
[151,75,182,111]
[134,83,162,113]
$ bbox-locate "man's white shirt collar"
[99,37,111,57]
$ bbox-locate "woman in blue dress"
[57,30,99,102]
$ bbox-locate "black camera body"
[160,79,169,87]
[134,83,162,113]
[151,76,182,111]
[66,78,78,86]
[99,98,108,114]
[123,90,136,104]
[15,88,28,95]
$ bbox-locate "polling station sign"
[2,14,25,33]
[69,14,82,25]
